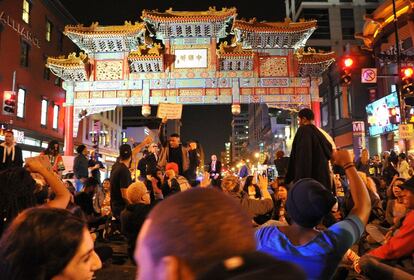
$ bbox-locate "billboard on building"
[366,92,400,136]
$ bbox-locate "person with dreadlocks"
[40,140,65,175]
[0,155,70,236]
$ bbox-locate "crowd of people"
[0,108,414,280]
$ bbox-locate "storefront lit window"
[53,104,59,129]
[22,0,31,24]
[17,88,26,118]
[41,99,48,126]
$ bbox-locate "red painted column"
[311,101,321,128]
[310,77,322,128]
[64,105,74,156]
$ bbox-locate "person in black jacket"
[0,130,23,171]
[208,154,222,187]
[286,108,334,191]
[145,143,159,176]
[120,181,155,260]
[186,140,200,184]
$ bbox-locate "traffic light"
[401,66,414,106]
[2,91,16,115]
[340,57,354,86]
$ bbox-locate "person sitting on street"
[121,181,156,261]
[221,174,273,221]
[356,176,414,279]
[74,177,107,231]
[256,150,371,279]
[161,162,191,197]
[134,188,306,280]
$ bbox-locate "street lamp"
[231,104,241,116]
[142,105,151,117]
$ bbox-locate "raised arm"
[132,135,153,158]
[333,150,371,226]
[26,156,70,209]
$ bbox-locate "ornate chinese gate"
[47,7,335,155]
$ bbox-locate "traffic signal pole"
[392,0,406,124]
[12,71,16,93]
[392,0,411,152]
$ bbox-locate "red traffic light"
[343,57,354,68]
[3,91,17,115]
[401,67,414,79]
[4,92,12,100]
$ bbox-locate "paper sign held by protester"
[156,103,183,119]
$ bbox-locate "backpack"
[176,175,191,191]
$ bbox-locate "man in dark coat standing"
[208,154,222,186]
[286,108,334,190]
[0,130,23,171]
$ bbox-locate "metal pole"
[12,71,16,92]
[392,0,406,123]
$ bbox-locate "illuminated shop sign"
[366,92,400,136]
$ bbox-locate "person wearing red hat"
[161,162,190,197]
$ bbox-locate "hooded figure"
[286,108,333,190]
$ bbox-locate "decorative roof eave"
[47,52,88,69]
[298,60,335,77]
[218,53,254,58]
[128,54,163,61]
[217,42,253,58]
[267,102,311,112]
[46,53,89,81]
[234,18,317,33]
[141,7,237,23]
[128,43,164,61]
[64,22,146,53]
[357,0,414,49]
[64,21,146,37]
[296,50,336,64]
[234,20,316,49]
[296,49,335,77]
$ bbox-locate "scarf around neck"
[1,142,15,163]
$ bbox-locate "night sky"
[59,0,285,158]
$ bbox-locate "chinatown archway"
[47,7,335,155]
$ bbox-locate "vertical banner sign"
[352,121,366,160]
[93,120,100,158]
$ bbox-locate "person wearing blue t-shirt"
[256,150,371,280]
